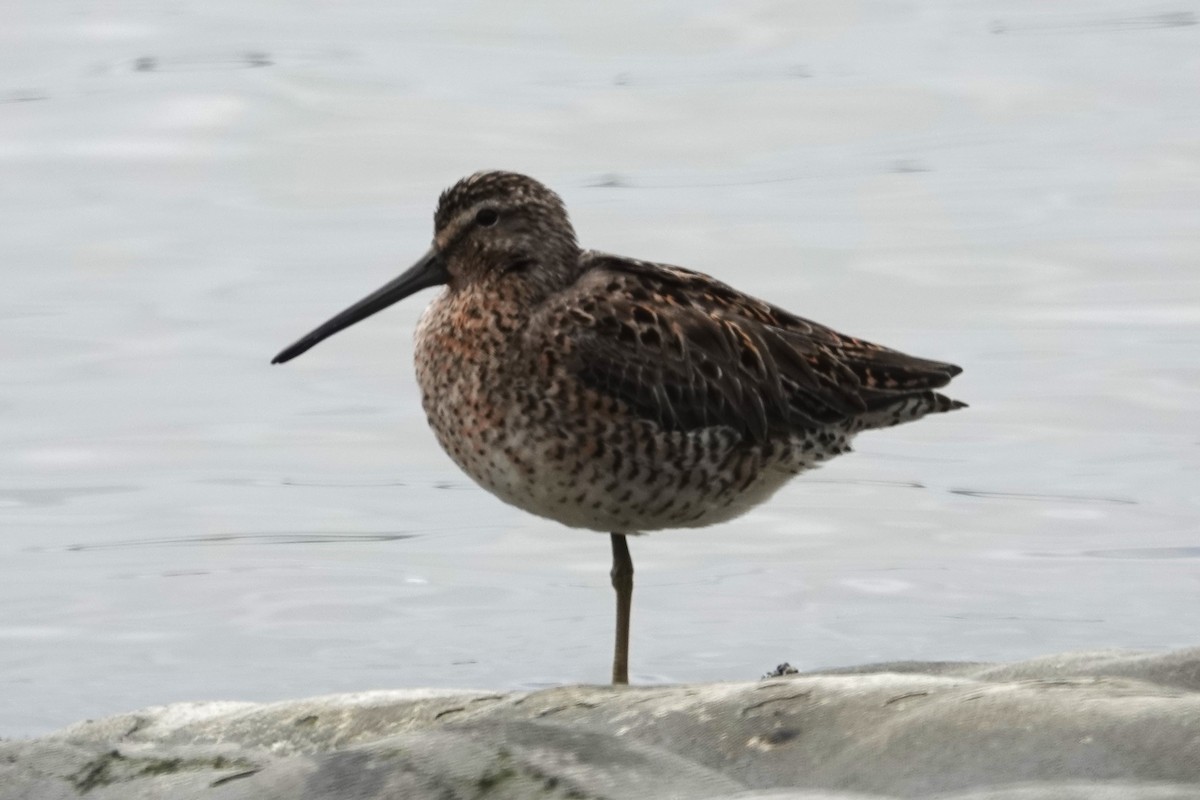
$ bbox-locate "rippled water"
[3,1,1198,735]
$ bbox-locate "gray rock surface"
[4,648,1200,799]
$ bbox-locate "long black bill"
[271,249,447,364]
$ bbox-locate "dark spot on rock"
[210,768,262,787]
[766,727,800,745]
[762,663,798,679]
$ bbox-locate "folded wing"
[537,254,963,444]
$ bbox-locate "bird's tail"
[852,391,967,432]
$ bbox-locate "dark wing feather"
[541,253,962,443]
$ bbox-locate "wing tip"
[939,395,969,413]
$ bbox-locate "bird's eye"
[475,208,499,227]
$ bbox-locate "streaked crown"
[431,171,581,292]
[434,171,571,233]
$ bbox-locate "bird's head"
[433,171,579,288]
[271,171,579,365]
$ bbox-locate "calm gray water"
[3,1,1198,736]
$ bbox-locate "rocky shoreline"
[4,647,1199,799]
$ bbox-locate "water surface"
[2,0,1198,735]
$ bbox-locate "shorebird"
[272,171,965,684]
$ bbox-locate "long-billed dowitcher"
[272,171,965,684]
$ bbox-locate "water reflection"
[0,486,134,507]
[1030,547,1200,561]
[63,532,419,551]
[948,490,1137,505]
